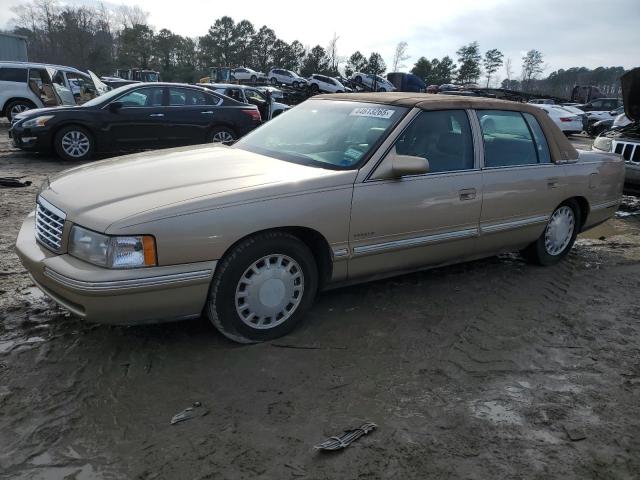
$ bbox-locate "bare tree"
[504,57,513,82]
[391,41,410,72]
[326,33,340,75]
[116,4,149,29]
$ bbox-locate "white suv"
[232,67,264,83]
[268,69,308,88]
[0,62,107,120]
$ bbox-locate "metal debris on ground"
[170,401,208,425]
[0,177,32,188]
[314,422,377,451]
[562,423,587,441]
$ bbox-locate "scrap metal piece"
[170,402,208,425]
[0,177,32,188]
[314,422,377,451]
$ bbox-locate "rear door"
[163,87,223,145]
[475,109,566,255]
[349,109,483,279]
[106,86,166,148]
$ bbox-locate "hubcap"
[211,131,234,144]
[10,104,29,117]
[235,254,305,330]
[544,206,575,256]
[61,130,90,158]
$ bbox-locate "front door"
[107,86,166,148]
[474,109,567,255]
[349,109,483,279]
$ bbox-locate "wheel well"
[565,196,590,230]
[2,97,37,115]
[221,227,333,287]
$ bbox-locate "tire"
[292,81,299,88]
[354,76,362,84]
[206,231,319,343]
[377,87,387,92]
[54,125,94,161]
[310,83,319,92]
[250,75,257,83]
[270,77,278,86]
[6,99,35,121]
[208,126,236,144]
[521,200,580,266]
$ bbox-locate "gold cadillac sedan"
[16,93,624,343]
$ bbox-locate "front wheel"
[250,75,257,83]
[292,81,299,88]
[270,77,278,85]
[206,232,318,343]
[521,200,580,265]
[54,125,94,161]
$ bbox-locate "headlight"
[68,225,157,269]
[593,136,613,152]
[22,115,54,128]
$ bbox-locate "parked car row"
[9,83,262,161]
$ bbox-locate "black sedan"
[9,83,262,161]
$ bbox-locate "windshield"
[143,72,159,82]
[81,84,130,107]
[234,100,407,169]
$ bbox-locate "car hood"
[621,67,640,122]
[39,144,356,233]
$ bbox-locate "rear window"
[0,67,28,83]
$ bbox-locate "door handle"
[459,188,476,201]
[547,177,559,188]
[149,113,164,117]
[200,111,214,115]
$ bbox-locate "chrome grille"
[614,141,640,163]
[35,198,66,252]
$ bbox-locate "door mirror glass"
[109,101,123,112]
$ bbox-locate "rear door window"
[476,110,538,168]
[395,110,474,173]
[523,112,551,163]
[0,67,28,82]
[168,87,217,106]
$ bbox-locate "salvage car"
[9,82,261,161]
[308,74,349,93]
[531,104,583,135]
[267,69,308,88]
[16,93,624,343]
[232,67,264,83]
[201,83,290,119]
[593,68,639,189]
[350,72,396,92]
[0,61,107,120]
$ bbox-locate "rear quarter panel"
[562,150,624,229]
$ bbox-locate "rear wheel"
[522,200,580,265]
[377,87,387,92]
[6,100,35,121]
[206,231,318,343]
[54,125,94,161]
[354,75,362,83]
[208,126,236,144]
[292,81,299,88]
[270,77,278,85]
[250,75,257,83]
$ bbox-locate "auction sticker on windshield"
[350,107,396,119]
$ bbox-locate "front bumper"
[15,213,216,325]
[9,125,52,152]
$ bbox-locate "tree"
[326,33,340,76]
[233,20,255,67]
[199,16,236,67]
[431,56,457,85]
[154,28,178,70]
[300,45,329,77]
[411,56,432,81]
[456,41,481,84]
[366,52,386,75]
[504,57,513,82]
[118,24,154,68]
[345,51,367,77]
[521,49,544,91]
[483,48,503,87]
[391,41,410,72]
[251,25,277,72]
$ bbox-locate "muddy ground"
[1,124,639,480]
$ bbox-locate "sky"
[2,0,639,79]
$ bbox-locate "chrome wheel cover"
[10,104,29,117]
[235,254,305,330]
[544,206,575,256]
[61,130,90,158]
[211,131,234,144]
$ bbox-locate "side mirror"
[108,101,123,113]
[391,153,430,177]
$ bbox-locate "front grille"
[35,198,66,252]
[614,141,640,164]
